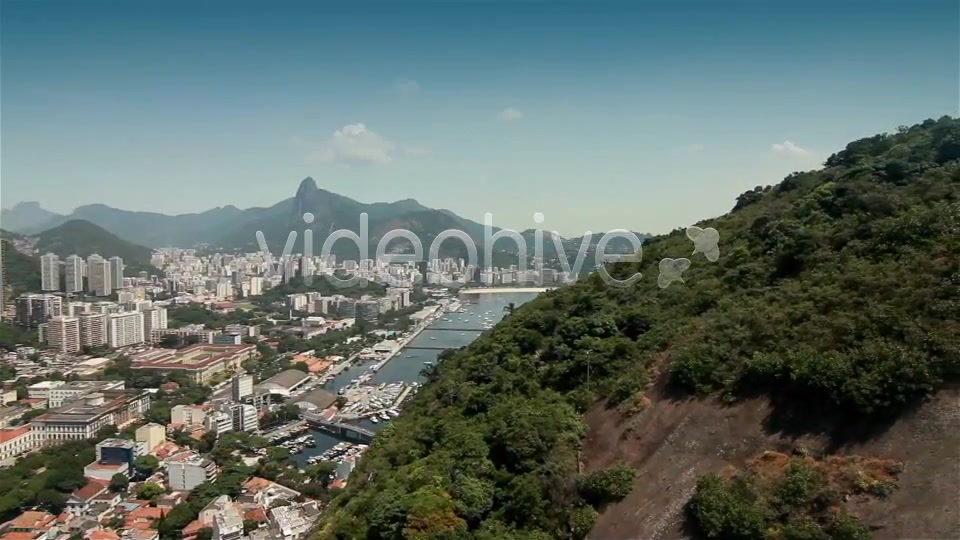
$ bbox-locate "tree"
[503,302,517,316]
[134,455,161,477]
[97,425,119,440]
[109,473,129,493]
[243,519,261,534]
[159,503,196,539]
[137,482,166,502]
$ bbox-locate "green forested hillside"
[34,219,161,276]
[317,117,959,540]
[1,238,41,296]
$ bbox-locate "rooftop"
[258,369,310,391]
[0,426,30,443]
[132,344,254,371]
[292,388,337,410]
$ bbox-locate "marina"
[290,292,539,467]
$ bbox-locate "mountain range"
[3,178,649,266]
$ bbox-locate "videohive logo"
[256,212,720,289]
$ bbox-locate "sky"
[1,0,957,236]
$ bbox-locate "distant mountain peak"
[297,177,319,195]
[11,201,43,210]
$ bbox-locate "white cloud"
[307,123,396,165]
[393,79,420,94]
[771,140,812,157]
[498,107,524,122]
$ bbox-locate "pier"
[403,345,456,351]
[302,412,375,443]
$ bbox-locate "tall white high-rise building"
[64,255,84,293]
[107,311,144,348]
[231,374,254,402]
[142,307,168,337]
[87,255,112,296]
[228,403,258,433]
[46,316,80,353]
[78,312,108,347]
[108,257,123,291]
[248,276,263,296]
[40,253,60,291]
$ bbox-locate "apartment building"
[107,311,144,348]
[230,374,254,402]
[203,410,233,436]
[46,315,81,353]
[166,451,218,491]
[87,255,112,296]
[213,505,244,540]
[142,307,169,337]
[170,404,207,427]
[15,293,63,328]
[40,253,60,291]
[79,312,108,347]
[65,301,92,316]
[108,257,124,291]
[135,423,166,452]
[64,255,84,293]
[229,403,258,433]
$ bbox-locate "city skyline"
[2,0,956,236]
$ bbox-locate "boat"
[370,416,379,424]
[380,412,391,421]
[429,337,437,340]
[423,361,433,366]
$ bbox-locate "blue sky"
[1,0,957,236]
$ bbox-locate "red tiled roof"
[71,482,107,502]
[243,507,268,523]
[1,532,39,540]
[86,530,120,540]
[0,426,30,443]
[8,511,55,531]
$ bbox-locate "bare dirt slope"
[581,383,960,540]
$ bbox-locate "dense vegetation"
[688,452,902,540]
[1,238,40,298]
[317,117,959,539]
[0,322,37,351]
[167,305,263,329]
[0,439,101,519]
